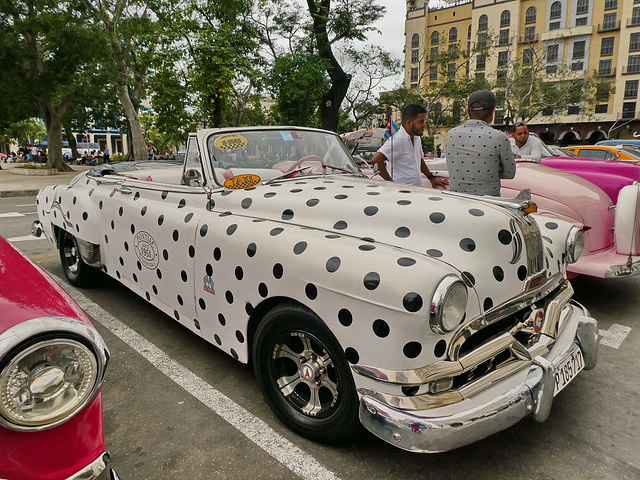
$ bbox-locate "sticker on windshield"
[280,132,303,141]
[223,174,262,190]
[214,134,248,150]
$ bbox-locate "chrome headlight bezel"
[430,275,468,334]
[0,317,109,431]
[566,226,585,264]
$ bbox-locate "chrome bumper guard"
[605,257,640,277]
[66,451,120,480]
[359,311,599,453]
[31,220,43,237]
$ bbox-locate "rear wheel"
[58,230,94,287]
[252,303,360,443]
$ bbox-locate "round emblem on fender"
[223,174,262,190]
[533,310,544,332]
[134,231,159,269]
[301,364,315,380]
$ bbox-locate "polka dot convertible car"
[32,127,599,453]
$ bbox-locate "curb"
[0,190,40,198]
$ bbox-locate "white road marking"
[7,235,46,242]
[599,324,632,349]
[15,204,36,207]
[52,274,340,480]
[0,212,24,218]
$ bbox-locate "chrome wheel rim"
[62,234,80,275]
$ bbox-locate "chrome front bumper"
[605,257,640,277]
[66,452,120,480]
[358,310,599,453]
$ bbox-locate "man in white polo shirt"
[510,121,543,163]
[370,104,449,188]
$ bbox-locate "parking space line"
[0,212,25,218]
[599,324,632,349]
[52,274,340,480]
[7,235,45,242]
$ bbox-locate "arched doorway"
[559,131,581,146]
[539,131,554,144]
[586,130,606,144]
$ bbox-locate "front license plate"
[554,345,584,396]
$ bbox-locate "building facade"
[405,0,640,145]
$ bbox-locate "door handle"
[117,186,132,194]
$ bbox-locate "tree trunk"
[34,98,72,172]
[115,82,147,161]
[63,121,79,159]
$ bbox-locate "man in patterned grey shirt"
[445,90,516,196]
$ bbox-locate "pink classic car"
[0,236,117,480]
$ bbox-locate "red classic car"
[0,235,118,480]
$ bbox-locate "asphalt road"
[2,195,639,480]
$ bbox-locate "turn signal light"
[524,201,538,214]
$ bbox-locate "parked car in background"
[596,139,640,148]
[351,143,380,162]
[564,145,640,162]
[32,126,598,453]
[0,236,117,480]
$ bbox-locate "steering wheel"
[285,155,324,173]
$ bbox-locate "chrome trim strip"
[605,258,640,277]
[65,451,112,480]
[77,238,102,268]
[0,316,110,431]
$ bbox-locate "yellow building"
[405,0,640,144]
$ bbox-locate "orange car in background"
[565,144,640,162]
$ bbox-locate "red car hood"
[0,236,90,332]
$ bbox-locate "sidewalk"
[0,163,91,197]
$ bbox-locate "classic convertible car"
[0,236,117,480]
[33,127,598,453]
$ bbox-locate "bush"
[110,155,125,162]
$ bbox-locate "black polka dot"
[434,340,447,357]
[403,292,423,312]
[184,213,193,223]
[483,297,493,311]
[227,224,237,235]
[397,200,411,206]
[403,342,422,359]
[462,271,475,286]
[199,298,206,310]
[218,314,226,326]
[178,199,186,208]
[174,310,180,320]
[293,242,307,254]
[373,319,390,338]
[258,283,268,297]
[338,309,352,326]
[161,191,168,199]
[545,221,558,230]
[306,198,319,207]
[359,244,375,251]
[156,270,162,280]
[82,212,88,221]
[364,272,380,290]
[429,212,445,224]
[469,209,484,217]
[345,347,359,364]
[247,243,257,257]
[273,263,283,279]
[194,319,200,330]
[398,257,416,267]
[225,290,234,304]
[282,209,294,220]
[305,283,317,300]
[334,221,348,230]
[493,266,504,282]
[235,266,244,280]
[326,257,341,272]
[118,206,123,216]
[206,264,213,276]
[542,235,553,244]
[181,270,188,282]
[364,206,378,216]
[177,295,184,306]
[189,246,195,258]
[335,194,348,200]
[200,224,208,236]
[214,334,222,345]
[498,229,512,245]
[460,238,476,252]
[172,229,179,241]
[270,227,284,236]
[130,224,135,234]
[264,192,276,198]
[206,199,215,211]
[427,249,443,258]
[213,248,221,261]
[518,265,528,281]
[241,198,252,209]
[395,227,410,238]
[152,285,158,295]
[158,215,164,225]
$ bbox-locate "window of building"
[602,13,617,30]
[500,10,511,27]
[575,17,588,26]
[411,33,420,48]
[542,106,554,116]
[625,80,639,98]
[567,105,581,115]
[601,37,614,56]
[550,2,562,20]
[477,54,486,70]
[573,41,586,59]
[430,46,439,61]
[411,67,419,82]
[467,42,471,56]
[411,49,419,63]
[499,29,510,45]
[628,55,640,73]
[468,24,472,39]
[478,14,488,31]
[494,110,505,124]
[429,65,437,84]
[605,0,618,9]
[526,7,537,24]
[597,83,611,101]
[599,59,612,75]
[449,27,458,43]
[633,7,640,25]
[576,0,588,15]
[477,32,487,48]
[547,44,559,62]
[496,70,507,86]
[410,83,418,89]
[546,65,558,74]
[498,50,509,67]
[524,26,536,42]
[448,63,457,78]
[523,49,534,65]
[449,43,458,57]
[623,102,636,118]
[431,31,439,45]
[571,61,584,71]
[595,104,608,113]
[550,21,561,30]
[631,33,640,52]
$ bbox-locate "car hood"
[0,236,90,332]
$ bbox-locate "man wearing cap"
[370,104,449,188]
[445,90,516,196]
[510,122,542,163]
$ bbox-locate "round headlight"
[566,226,585,264]
[430,275,468,334]
[0,338,98,429]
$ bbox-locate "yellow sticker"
[223,174,262,190]
[214,134,248,150]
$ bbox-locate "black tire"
[58,230,94,287]
[252,302,360,443]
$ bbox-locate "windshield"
[206,128,360,185]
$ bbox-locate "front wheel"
[252,303,360,443]
[58,230,94,287]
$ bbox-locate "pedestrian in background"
[445,90,516,196]
[510,122,542,163]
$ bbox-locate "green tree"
[0,119,45,149]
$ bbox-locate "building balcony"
[598,21,621,33]
[541,24,593,41]
[622,66,640,75]
[596,67,617,77]
[627,18,640,27]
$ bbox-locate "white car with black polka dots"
[32,127,599,453]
